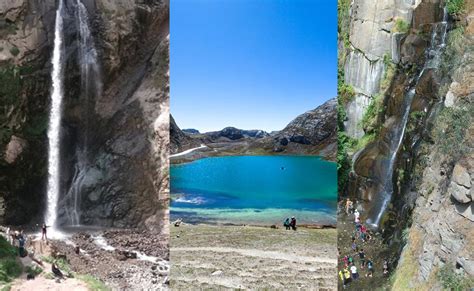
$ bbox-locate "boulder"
[452,164,471,189]
[4,135,27,164]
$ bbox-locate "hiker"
[351,238,357,251]
[41,224,48,241]
[52,263,64,279]
[290,216,297,231]
[360,224,367,241]
[342,255,349,267]
[283,218,291,230]
[350,263,359,280]
[383,260,389,276]
[358,249,365,269]
[345,198,352,215]
[366,259,374,277]
[18,235,26,257]
[354,209,360,220]
[5,227,11,244]
[339,267,351,288]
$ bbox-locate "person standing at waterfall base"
[41,224,48,241]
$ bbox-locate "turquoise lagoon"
[170,155,337,225]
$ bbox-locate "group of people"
[283,216,297,230]
[5,227,28,257]
[338,198,389,289]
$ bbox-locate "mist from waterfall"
[366,7,449,228]
[65,0,103,226]
[45,0,64,235]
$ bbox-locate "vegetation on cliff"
[0,237,22,284]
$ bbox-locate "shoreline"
[173,221,337,229]
[170,146,336,165]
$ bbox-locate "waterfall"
[65,0,102,226]
[45,0,64,235]
[366,7,449,228]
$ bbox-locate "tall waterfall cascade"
[45,0,102,230]
[44,0,64,236]
[366,7,449,228]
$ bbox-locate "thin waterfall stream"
[365,7,449,228]
[44,0,64,236]
[65,0,102,226]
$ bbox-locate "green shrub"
[440,26,465,76]
[360,94,384,133]
[0,258,22,283]
[446,0,465,15]
[438,264,473,290]
[406,110,426,134]
[338,0,352,48]
[381,54,397,91]
[338,83,356,105]
[337,131,357,193]
[25,266,43,277]
[76,275,110,291]
[394,18,410,33]
[0,65,21,106]
[433,104,472,159]
[9,47,19,57]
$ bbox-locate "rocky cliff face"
[392,2,474,288]
[170,114,201,154]
[206,127,269,141]
[340,0,473,288]
[252,98,337,159]
[0,0,56,224]
[0,0,169,233]
[170,99,337,160]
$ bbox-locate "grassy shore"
[170,224,337,289]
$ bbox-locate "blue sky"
[171,0,337,132]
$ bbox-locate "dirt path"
[170,224,337,290]
[173,247,337,264]
[10,238,90,291]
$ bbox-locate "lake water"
[170,156,337,225]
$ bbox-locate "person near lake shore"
[290,216,297,230]
[283,217,291,230]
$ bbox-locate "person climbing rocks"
[366,259,374,277]
[283,217,291,230]
[52,262,64,279]
[358,249,365,269]
[290,216,297,231]
[41,224,48,241]
[350,263,359,280]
